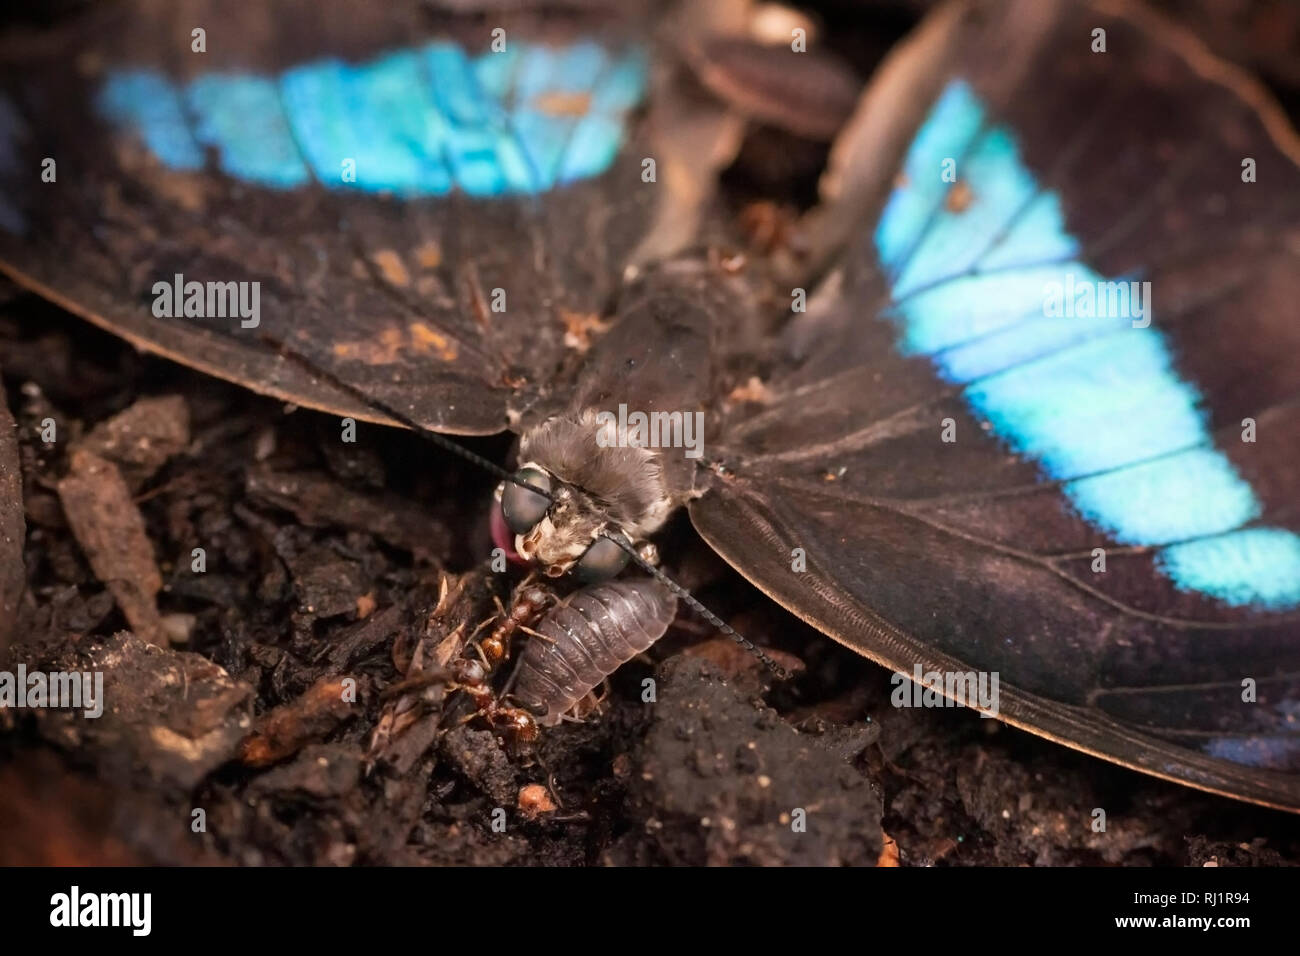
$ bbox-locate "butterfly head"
[492,411,674,579]
[496,463,633,581]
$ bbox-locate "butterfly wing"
[0,0,742,434]
[694,0,1300,809]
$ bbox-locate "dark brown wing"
[694,0,1300,810]
[0,0,739,434]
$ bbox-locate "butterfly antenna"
[605,531,790,681]
[257,333,554,500]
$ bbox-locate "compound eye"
[501,467,553,535]
[574,532,631,583]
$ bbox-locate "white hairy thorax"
[514,409,675,572]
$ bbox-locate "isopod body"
[511,579,677,726]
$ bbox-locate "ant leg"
[517,624,554,643]
[466,614,495,643]
[560,684,611,724]
[470,641,492,669]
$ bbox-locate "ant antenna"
[261,333,787,681]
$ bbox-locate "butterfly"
[0,0,1297,811]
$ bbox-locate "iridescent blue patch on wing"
[281,51,455,194]
[964,331,1210,480]
[892,128,1038,300]
[1065,450,1258,546]
[424,43,510,195]
[1158,529,1300,611]
[96,39,647,197]
[559,49,649,184]
[890,263,1101,354]
[875,81,985,273]
[187,75,310,187]
[97,71,204,171]
[978,192,1079,270]
[874,79,1300,610]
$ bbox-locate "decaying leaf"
[56,449,166,645]
[240,674,362,768]
[76,394,190,491]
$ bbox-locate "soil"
[2,0,1299,868]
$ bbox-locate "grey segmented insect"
[508,578,679,727]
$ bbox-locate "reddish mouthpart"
[490,499,529,566]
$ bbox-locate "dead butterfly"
[1,0,1298,811]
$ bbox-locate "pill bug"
[509,579,678,726]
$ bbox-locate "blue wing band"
[874,80,1300,610]
[96,39,647,197]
